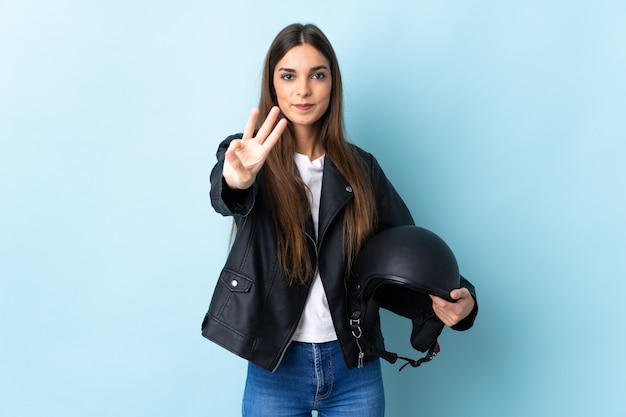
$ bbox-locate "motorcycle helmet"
[348,225,461,370]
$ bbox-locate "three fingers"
[243,106,286,143]
[224,107,287,189]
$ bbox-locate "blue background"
[1,1,625,416]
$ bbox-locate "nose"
[296,78,311,97]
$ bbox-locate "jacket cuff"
[220,177,254,215]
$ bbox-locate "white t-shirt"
[291,152,338,343]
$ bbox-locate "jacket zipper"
[271,231,320,372]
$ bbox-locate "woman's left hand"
[430,288,475,327]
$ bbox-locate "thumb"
[223,140,251,189]
[225,140,244,169]
[225,150,244,172]
[449,288,469,301]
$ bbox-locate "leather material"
[202,134,424,371]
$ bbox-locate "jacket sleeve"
[366,150,478,331]
[451,274,478,331]
[209,134,257,217]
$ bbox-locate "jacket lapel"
[318,158,354,246]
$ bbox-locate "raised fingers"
[243,108,260,140]
[255,106,282,143]
[262,117,288,151]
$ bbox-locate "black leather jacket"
[202,134,477,371]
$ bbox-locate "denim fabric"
[242,341,385,417]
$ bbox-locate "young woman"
[203,23,478,417]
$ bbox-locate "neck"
[290,123,325,160]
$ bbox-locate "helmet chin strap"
[396,342,440,371]
[349,311,443,372]
[349,299,445,371]
[367,341,440,372]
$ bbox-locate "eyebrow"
[277,65,329,73]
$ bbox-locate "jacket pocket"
[218,269,253,293]
[204,268,257,336]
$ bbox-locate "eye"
[280,73,295,81]
[311,72,327,80]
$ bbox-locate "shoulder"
[347,143,384,175]
[348,143,372,159]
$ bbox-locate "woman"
[203,23,477,417]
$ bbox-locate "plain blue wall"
[1,1,625,416]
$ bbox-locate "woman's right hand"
[223,106,288,190]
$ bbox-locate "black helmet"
[348,225,460,370]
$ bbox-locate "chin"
[293,115,323,127]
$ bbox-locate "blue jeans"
[242,341,385,416]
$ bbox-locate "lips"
[294,104,313,111]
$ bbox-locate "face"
[273,44,332,132]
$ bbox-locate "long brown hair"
[259,23,376,285]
